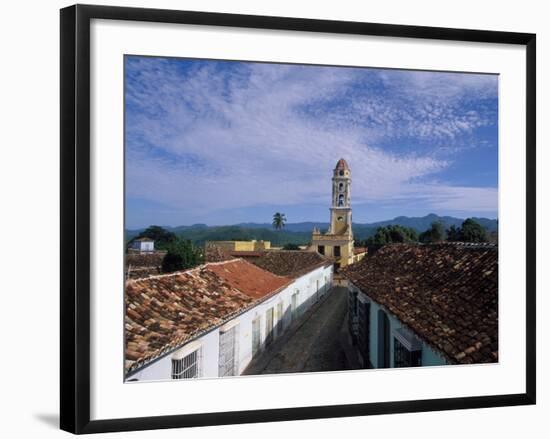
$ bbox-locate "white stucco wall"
[143,241,154,252]
[131,240,154,252]
[132,241,155,252]
[127,264,333,382]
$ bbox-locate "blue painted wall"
[358,289,448,368]
[421,343,448,367]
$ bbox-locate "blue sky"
[125,56,498,229]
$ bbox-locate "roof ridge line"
[126,258,243,283]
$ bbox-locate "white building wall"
[141,241,154,252]
[131,241,155,252]
[127,264,333,382]
[127,330,220,382]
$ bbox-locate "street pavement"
[243,286,358,375]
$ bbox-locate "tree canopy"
[446,224,461,241]
[366,225,419,246]
[282,243,300,250]
[419,221,446,243]
[133,225,177,250]
[457,218,488,242]
[161,238,204,273]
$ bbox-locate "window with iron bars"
[219,324,239,377]
[171,348,201,379]
[252,316,261,356]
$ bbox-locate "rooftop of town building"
[342,243,498,364]
[125,258,292,375]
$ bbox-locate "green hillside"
[177,225,311,247]
[125,214,498,247]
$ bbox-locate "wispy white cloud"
[125,57,498,224]
[319,70,497,144]
[400,183,498,212]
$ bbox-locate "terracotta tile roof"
[126,252,166,268]
[125,252,167,280]
[342,243,498,364]
[230,251,263,258]
[207,258,291,299]
[353,247,367,255]
[125,259,291,374]
[249,250,331,278]
[204,242,235,262]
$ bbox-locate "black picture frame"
[60,4,536,434]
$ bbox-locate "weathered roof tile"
[125,259,291,374]
[249,251,330,278]
[342,243,498,365]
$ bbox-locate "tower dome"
[333,158,351,178]
[334,158,350,171]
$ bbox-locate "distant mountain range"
[126,214,498,245]
[234,213,498,234]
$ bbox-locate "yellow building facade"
[311,158,356,270]
[205,240,272,252]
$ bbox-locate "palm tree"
[272,212,287,230]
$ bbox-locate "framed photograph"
[60,4,536,434]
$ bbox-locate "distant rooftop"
[204,244,331,278]
[249,250,330,278]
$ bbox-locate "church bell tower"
[330,158,352,236]
[310,158,358,269]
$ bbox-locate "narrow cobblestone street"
[243,286,357,375]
